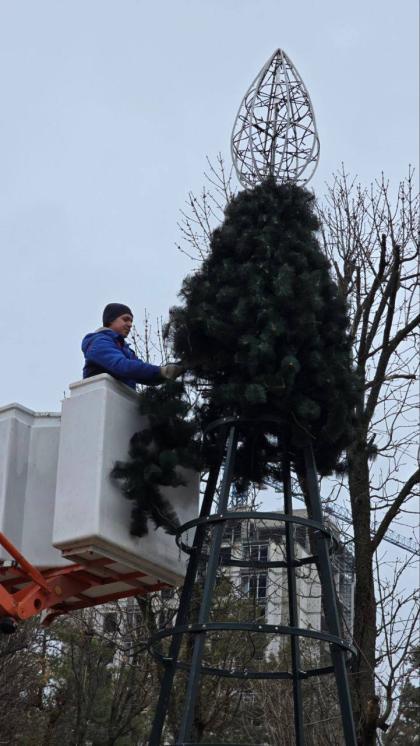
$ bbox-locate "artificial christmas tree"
[166,178,359,483]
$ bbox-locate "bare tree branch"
[371,468,420,553]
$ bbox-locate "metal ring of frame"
[197,416,338,563]
[149,621,356,680]
[175,511,339,568]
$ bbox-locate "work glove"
[160,363,185,381]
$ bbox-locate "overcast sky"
[0,0,418,412]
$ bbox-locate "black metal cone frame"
[148,417,357,746]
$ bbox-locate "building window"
[241,573,268,601]
[232,521,242,543]
[161,588,175,601]
[223,521,242,544]
[103,612,118,634]
[295,525,307,551]
[219,546,232,564]
[257,574,267,600]
[244,543,268,563]
[159,609,174,629]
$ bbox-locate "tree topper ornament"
[231,48,320,188]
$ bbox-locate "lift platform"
[0,375,199,630]
[0,530,169,629]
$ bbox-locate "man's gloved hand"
[160,363,185,381]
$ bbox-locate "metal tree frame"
[149,418,357,745]
[149,48,356,744]
[231,48,320,188]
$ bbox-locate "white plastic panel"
[0,405,31,558]
[0,404,67,568]
[21,412,67,568]
[53,375,199,586]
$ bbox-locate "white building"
[218,507,354,658]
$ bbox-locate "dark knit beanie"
[102,303,133,327]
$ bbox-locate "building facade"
[219,507,354,658]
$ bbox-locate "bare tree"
[38,599,161,746]
[374,551,419,739]
[383,643,420,745]
[0,618,47,744]
[317,166,419,745]
[176,154,235,263]
[250,672,345,746]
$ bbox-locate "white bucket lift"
[0,375,199,625]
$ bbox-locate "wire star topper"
[231,49,320,188]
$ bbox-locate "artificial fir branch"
[111,381,202,537]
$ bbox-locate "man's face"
[108,314,133,338]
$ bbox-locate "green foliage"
[166,179,359,480]
[112,381,202,537]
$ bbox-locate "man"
[82,303,183,388]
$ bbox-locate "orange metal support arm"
[0,532,169,625]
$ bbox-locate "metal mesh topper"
[231,48,320,188]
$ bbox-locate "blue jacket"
[82,328,161,389]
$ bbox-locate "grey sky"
[0,0,418,412]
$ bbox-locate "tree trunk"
[348,439,377,746]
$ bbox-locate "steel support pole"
[303,443,357,746]
[176,425,238,745]
[149,454,224,746]
[283,454,305,746]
